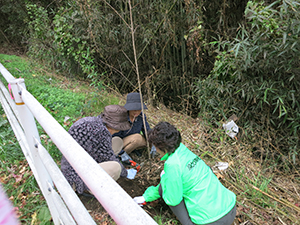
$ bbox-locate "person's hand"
[133,196,146,206]
[126,168,137,179]
[150,145,157,158]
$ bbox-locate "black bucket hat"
[124,92,148,111]
[101,105,131,131]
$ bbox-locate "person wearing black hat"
[112,92,156,158]
[61,105,137,195]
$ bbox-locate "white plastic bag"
[213,162,229,171]
[223,120,239,138]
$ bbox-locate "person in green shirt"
[133,122,236,225]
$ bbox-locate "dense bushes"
[0,0,246,109]
[0,0,28,47]
[14,0,241,110]
[0,0,299,164]
[194,0,300,163]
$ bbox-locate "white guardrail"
[0,62,157,225]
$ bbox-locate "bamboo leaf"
[264,88,270,104]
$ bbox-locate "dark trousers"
[159,185,236,225]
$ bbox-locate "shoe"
[79,192,95,198]
[119,151,132,165]
[133,149,143,157]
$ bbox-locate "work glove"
[150,145,157,158]
[133,196,146,206]
[126,168,137,179]
[119,151,132,165]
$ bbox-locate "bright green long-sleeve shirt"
[143,143,236,224]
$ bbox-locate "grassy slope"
[0,54,300,224]
[0,54,120,224]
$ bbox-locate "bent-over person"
[134,122,236,225]
[61,105,136,195]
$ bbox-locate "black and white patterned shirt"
[61,116,127,194]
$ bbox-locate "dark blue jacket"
[113,112,151,139]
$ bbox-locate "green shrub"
[30,85,85,125]
[0,0,28,46]
[194,0,300,163]
[25,1,98,80]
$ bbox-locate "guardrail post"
[9,78,63,225]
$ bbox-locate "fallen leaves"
[0,160,35,221]
[212,171,224,179]
[13,173,23,184]
[31,211,38,225]
[0,174,8,184]
[3,163,32,187]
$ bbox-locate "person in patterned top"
[61,105,135,195]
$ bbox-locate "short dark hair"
[148,122,181,153]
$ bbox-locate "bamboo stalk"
[0,29,10,44]
[223,178,298,223]
[137,1,177,61]
[251,185,300,213]
[103,0,130,28]
[128,0,151,160]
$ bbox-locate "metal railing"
[0,62,157,225]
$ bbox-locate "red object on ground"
[129,160,141,173]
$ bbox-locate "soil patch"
[78,150,177,224]
[77,103,300,225]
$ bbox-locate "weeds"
[144,102,300,224]
[0,105,48,224]
[1,53,300,224]
[0,53,119,223]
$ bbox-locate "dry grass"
[117,98,300,225]
[3,51,298,224]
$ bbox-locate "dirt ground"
[1,46,299,224]
[78,148,248,225]
[77,103,300,225]
[78,150,179,224]
[76,103,248,225]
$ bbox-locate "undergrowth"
[144,100,300,224]
[1,54,300,224]
[0,53,119,224]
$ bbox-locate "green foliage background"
[0,0,299,164]
[195,0,300,164]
